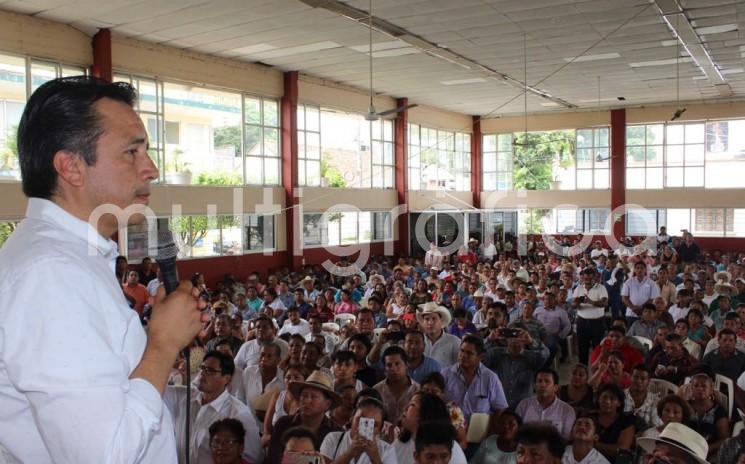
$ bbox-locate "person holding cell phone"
[320,397,396,464]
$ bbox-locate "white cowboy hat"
[715,280,736,294]
[714,271,732,283]
[473,289,484,298]
[288,370,341,408]
[637,423,708,464]
[417,301,452,326]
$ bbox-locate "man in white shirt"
[165,351,262,464]
[234,315,289,370]
[0,77,203,463]
[590,241,608,266]
[419,303,461,367]
[572,268,609,365]
[561,416,610,464]
[622,261,660,327]
[278,306,311,337]
[241,342,284,416]
[262,288,287,319]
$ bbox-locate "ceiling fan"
[363,0,416,121]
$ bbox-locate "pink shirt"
[334,301,358,315]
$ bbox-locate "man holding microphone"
[0,76,203,463]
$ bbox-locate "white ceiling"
[1,0,744,116]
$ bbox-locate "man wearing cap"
[638,423,708,464]
[573,268,609,365]
[266,370,342,464]
[419,302,461,367]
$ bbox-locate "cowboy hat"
[473,289,484,298]
[714,271,732,283]
[637,423,708,464]
[715,279,736,294]
[288,370,341,408]
[417,301,452,326]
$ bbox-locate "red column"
[471,116,482,209]
[91,29,112,82]
[394,98,409,256]
[610,109,626,240]
[281,71,301,269]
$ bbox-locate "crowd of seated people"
[117,227,745,463]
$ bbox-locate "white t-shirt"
[572,284,608,320]
[393,438,466,464]
[321,431,397,464]
[561,446,610,464]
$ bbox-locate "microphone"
[155,229,191,464]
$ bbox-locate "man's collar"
[197,388,231,409]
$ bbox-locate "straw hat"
[715,280,736,294]
[288,370,340,408]
[417,301,452,326]
[637,423,708,464]
[714,271,732,283]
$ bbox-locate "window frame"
[408,123,472,192]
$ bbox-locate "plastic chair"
[466,413,490,443]
[632,336,653,352]
[733,421,744,438]
[649,378,679,397]
[715,374,735,419]
[334,313,356,327]
[566,334,577,360]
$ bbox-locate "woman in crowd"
[589,351,631,389]
[686,309,711,350]
[209,418,248,464]
[308,294,334,323]
[334,289,359,315]
[639,394,692,440]
[687,373,729,458]
[559,364,595,414]
[386,291,408,320]
[592,383,636,463]
[393,392,467,464]
[262,364,305,447]
[320,397,396,464]
[419,372,467,449]
[278,334,305,371]
[471,410,521,464]
[410,279,432,307]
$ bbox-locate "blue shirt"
[408,356,442,384]
[441,363,508,420]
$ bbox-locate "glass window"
[125,220,157,262]
[626,123,664,189]
[244,96,280,185]
[371,119,395,188]
[728,209,745,237]
[409,124,471,191]
[298,104,321,187]
[705,119,745,188]
[115,74,164,178]
[692,208,727,237]
[373,211,392,240]
[575,127,609,189]
[245,214,275,251]
[626,208,660,236]
[163,83,242,185]
[303,213,326,246]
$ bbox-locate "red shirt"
[122,283,148,316]
[590,342,644,373]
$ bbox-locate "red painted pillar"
[281,71,301,269]
[471,116,482,209]
[91,29,112,82]
[610,109,626,240]
[394,98,409,257]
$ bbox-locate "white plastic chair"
[466,413,490,443]
[334,313,356,327]
[715,374,735,419]
[632,336,653,352]
[649,378,679,397]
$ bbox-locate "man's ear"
[52,150,86,188]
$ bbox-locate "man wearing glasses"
[165,351,261,464]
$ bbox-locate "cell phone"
[499,328,520,338]
[387,331,406,342]
[281,452,321,464]
[358,416,375,441]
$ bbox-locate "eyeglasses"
[199,365,224,376]
[210,438,241,449]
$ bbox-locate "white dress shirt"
[0,198,178,463]
[393,438,466,464]
[234,338,289,371]
[278,319,311,337]
[561,447,610,464]
[572,284,608,320]
[164,387,262,464]
[621,276,660,317]
[321,431,397,464]
[241,365,284,407]
[424,331,462,367]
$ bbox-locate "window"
[0,53,86,181]
[692,208,729,237]
[626,124,664,189]
[297,104,321,186]
[114,74,164,178]
[245,214,275,251]
[705,119,745,188]
[626,208,665,236]
[576,128,609,189]
[517,208,609,234]
[408,124,471,191]
[244,96,280,185]
[303,211,392,247]
[482,134,513,190]
[162,83,243,185]
[124,221,157,263]
[371,120,395,188]
[665,122,704,187]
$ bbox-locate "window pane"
[685,144,704,165]
[136,78,159,113]
[190,216,221,257]
[358,212,371,242]
[484,173,496,190]
[264,127,278,157]
[576,170,593,189]
[264,100,278,127]
[306,132,320,160]
[303,214,324,246]
[383,120,393,141]
[666,209,691,233]
[246,157,262,184]
[31,61,57,92]
[596,127,609,147]
[595,148,609,168]
[728,209,745,237]
[667,124,684,144]
[498,134,512,151]
[684,167,704,187]
[627,209,658,235]
[221,216,242,255]
[646,146,663,166]
[627,146,645,167]
[577,129,593,149]
[306,160,321,186]
[594,168,609,189]
[297,107,305,130]
[245,98,261,124]
[306,106,319,132]
[666,167,684,187]
[666,145,684,166]
[647,167,663,189]
[685,123,705,144]
[576,148,592,168]
[705,120,745,188]
[384,142,393,165]
[384,166,393,189]
[483,152,497,172]
[264,157,279,185]
[692,208,726,236]
[647,124,663,144]
[626,168,645,189]
[626,126,645,145]
[125,221,157,262]
[0,54,25,180]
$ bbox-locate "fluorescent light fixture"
[440,78,488,86]
[722,68,744,75]
[252,41,341,59]
[579,97,622,103]
[371,48,419,58]
[349,40,408,53]
[696,24,738,35]
[629,57,693,67]
[540,102,561,107]
[229,44,276,55]
[563,52,620,62]
[661,39,678,46]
